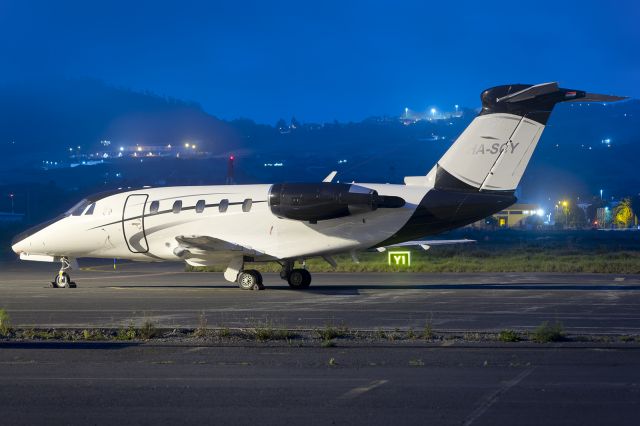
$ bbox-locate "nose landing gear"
[52,257,77,288]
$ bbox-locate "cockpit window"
[196,200,206,213]
[149,201,160,214]
[84,203,96,215]
[219,199,229,213]
[242,198,253,212]
[67,199,91,216]
[172,200,182,214]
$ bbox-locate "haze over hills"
[0,79,638,222]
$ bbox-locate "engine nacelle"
[269,182,405,222]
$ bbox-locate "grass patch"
[498,329,520,342]
[117,324,137,340]
[374,328,387,339]
[0,309,11,337]
[248,321,294,341]
[422,315,434,340]
[217,327,231,339]
[183,228,640,274]
[138,320,158,340]
[315,323,349,340]
[406,327,417,340]
[532,321,565,343]
[193,312,208,338]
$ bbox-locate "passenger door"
[122,194,149,253]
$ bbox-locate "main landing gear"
[280,261,312,289]
[52,257,77,288]
[226,257,312,290]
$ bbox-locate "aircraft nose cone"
[11,214,63,255]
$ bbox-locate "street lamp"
[9,193,14,214]
[600,189,603,200]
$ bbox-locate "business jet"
[11,82,625,290]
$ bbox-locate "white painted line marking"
[339,379,388,399]
[463,368,534,426]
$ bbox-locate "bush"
[532,321,565,343]
[117,325,137,340]
[139,320,158,340]
[315,324,348,340]
[0,309,11,336]
[498,330,520,342]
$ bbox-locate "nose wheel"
[51,257,77,288]
[237,270,264,290]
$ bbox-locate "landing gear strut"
[52,257,76,288]
[280,261,312,289]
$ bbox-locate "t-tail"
[422,82,626,193]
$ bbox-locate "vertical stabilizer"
[426,82,626,192]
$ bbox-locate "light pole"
[600,189,603,200]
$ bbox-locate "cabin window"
[172,200,182,214]
[196,200,206,213]
[219,199,229,213]
[149,201,159,214]
[242,198,252,212]
[84,203,96,215]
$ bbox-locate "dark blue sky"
[1,0,638,123]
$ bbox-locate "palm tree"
[613,198,635,228]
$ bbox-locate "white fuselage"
[12,183,430,265]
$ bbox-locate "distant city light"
[184,143,190,148]
[430,108,436,115]
[536,209,544,216]
[229,155,235,161]
[137,146,142,152]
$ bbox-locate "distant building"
[493,203,541,228]
[0,212,24,223]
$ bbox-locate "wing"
[375,239,475,252]
[174,235,270,266]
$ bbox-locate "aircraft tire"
[238,270,263,290]
[288,269,311,289]
[54,272,72,289]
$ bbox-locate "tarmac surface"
[0,342,639,425]
[1,260,640,424]
[1,260,640,333]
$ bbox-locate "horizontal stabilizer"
[566,93,628,103]
[497,82,558,103]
